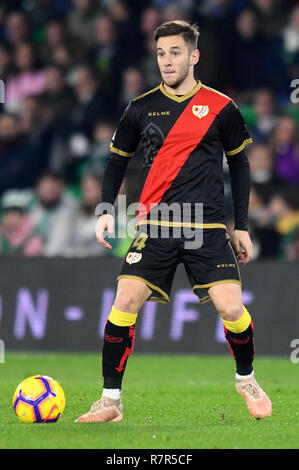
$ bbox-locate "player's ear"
[190,49,200,66]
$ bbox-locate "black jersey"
[110,80,252,228]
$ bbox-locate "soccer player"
[76,21,272,423]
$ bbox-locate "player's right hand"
[95,214,114,250]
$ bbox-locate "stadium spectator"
[248,186,281,259]
[271,116,299,186]
[65,118,115,183]
[223,9,273,92]
[0,42,12,81]
[28,172,77,256]
[40,65,75,123]
[140,35,161,88]
[248,187,269,228]
[282,3,299,54]
[67,0,102,47]
[0,190,42,256]
[25,0,72,25]
[17,94,63,177]
[70,64,108,138]
[88,15,125,93]
[248,144,283,203]
[140,6,161,39]
[108,0,143,65]
[19,95,53,138]
[161,3,185,23]
[5,42,46,112]
[68,172,105,256]
[4,11,30,47]
[51,43,75,73]
[252,0,289,39]
[282,4,299,81]
[63,64,108,181]
[0,4,6,42]
[196,0,242,23]
[268,187,299,259]
[87,119,116,176]
[250,88,279,143]
[109,0,130,23]
[117,66,146,117]
[0,113,51,194]
[40,17,85,65]
[19,95,40,134]
[193,21,223,89]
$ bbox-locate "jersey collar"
[159,80,202,103]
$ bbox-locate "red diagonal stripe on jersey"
[137,87,231,221]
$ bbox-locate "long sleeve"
[98,100,141,214]
[218,100,252,231]
[226,149,251,231]
[100,153,130,206]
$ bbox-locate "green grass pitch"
[0,352,298,449]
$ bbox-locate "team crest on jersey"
[126,252,142,264]
[192,105,209,119]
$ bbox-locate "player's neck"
[162,76,197,97]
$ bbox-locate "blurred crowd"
[0,0,298,261]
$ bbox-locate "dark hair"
[38,170,65,184]
[46,63,65,75]
[154,20,199,49]
[77,63,100,82]
[82,171,102,185]
[15,41,41,72]
[94,118,116,128]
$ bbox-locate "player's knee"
[219,303,243,322]
[114,291,141,314]
[115,279,150,313]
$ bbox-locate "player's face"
[156,35,196,89]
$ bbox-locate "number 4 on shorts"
[132,233,149,251]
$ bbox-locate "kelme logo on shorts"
[126,252,142,264]
[192,105,209,119]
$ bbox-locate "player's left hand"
[231,230,252,265]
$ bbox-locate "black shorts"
[117,227,242,304]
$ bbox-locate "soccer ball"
[13,375,65,423]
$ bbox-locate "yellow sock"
[222,306,251,334]
[108,305,137,327]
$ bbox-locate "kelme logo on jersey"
[192,105,209,119]
[126,252,142,264]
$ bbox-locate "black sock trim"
[236,363,254,376]
[103,376,123,389]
